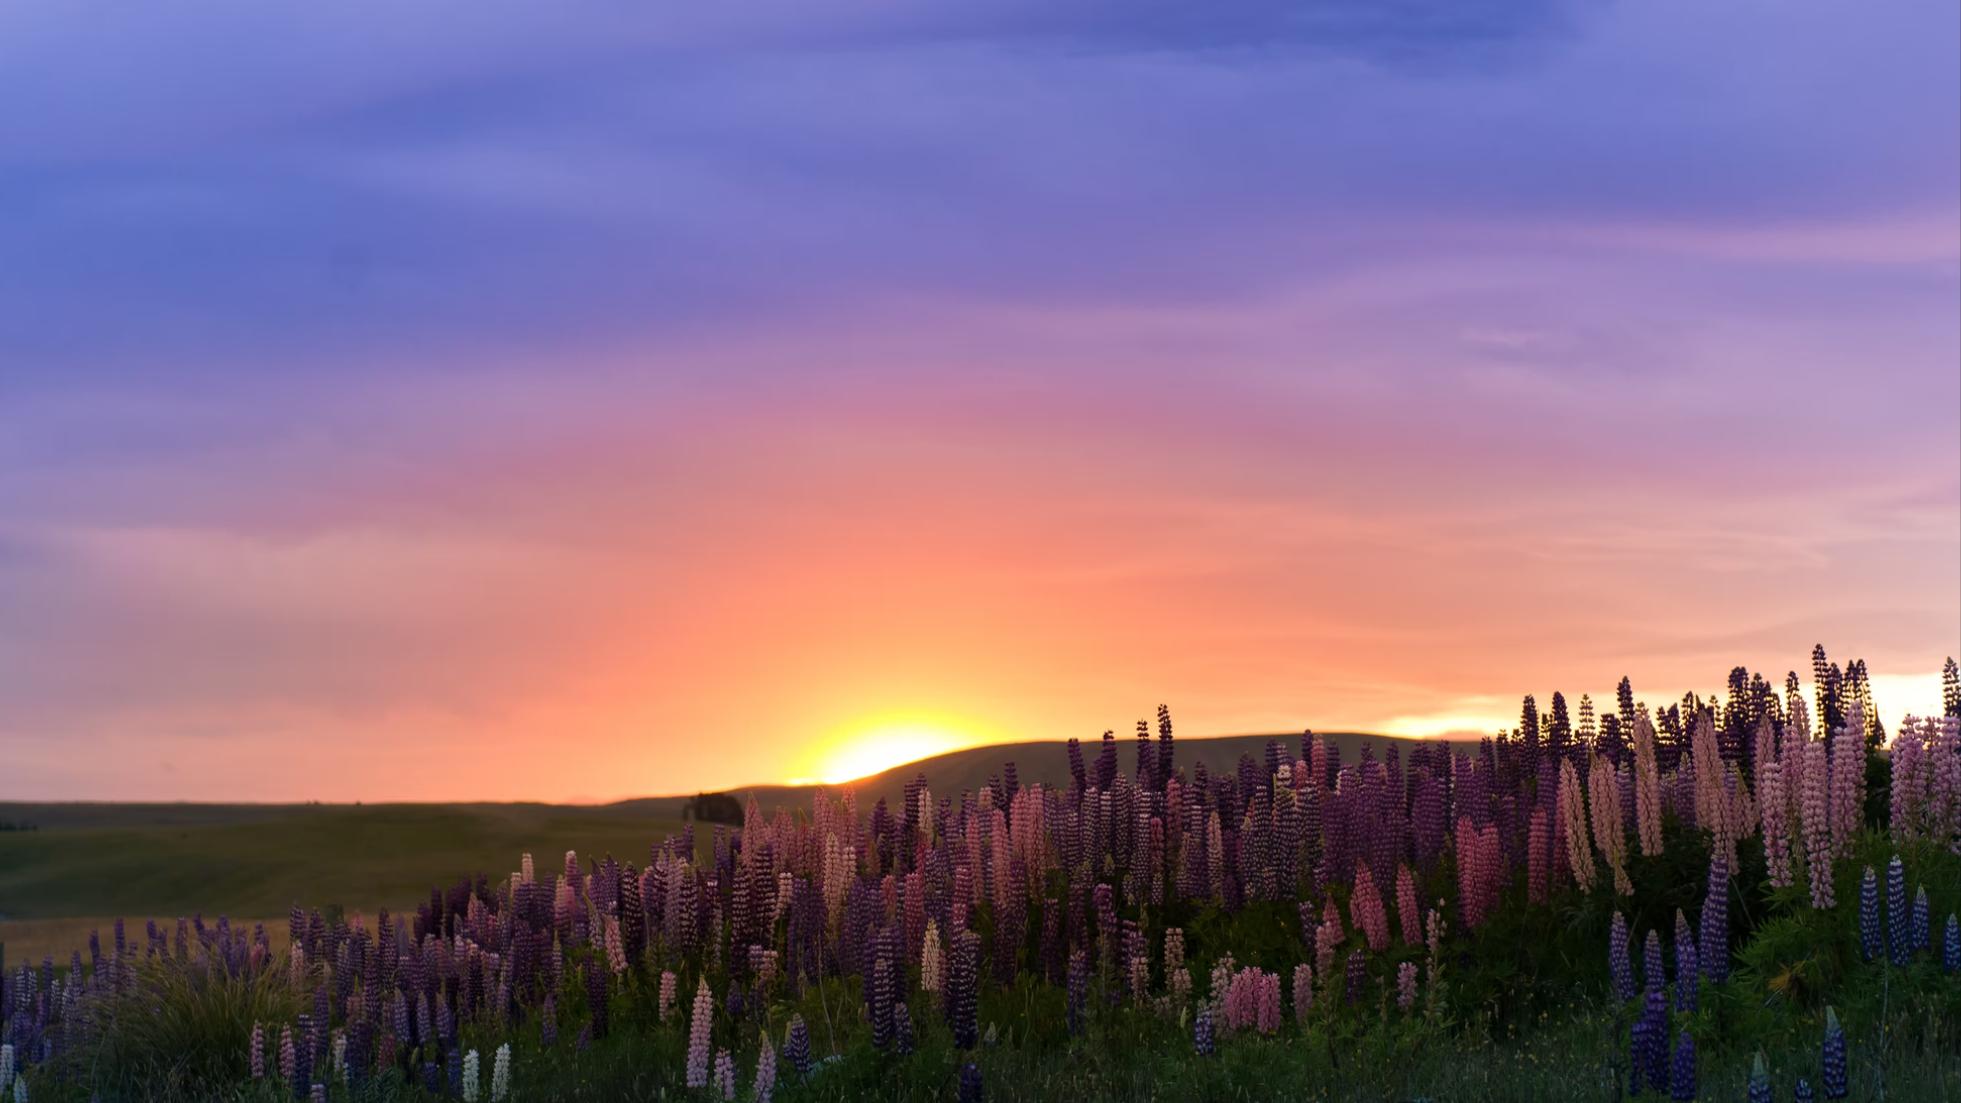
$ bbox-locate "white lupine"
[462,1049,481,1102]
[491,1043,511,1102]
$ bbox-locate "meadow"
[0,651,1956,1101]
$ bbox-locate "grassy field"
[1,732,1431,967]
[0,801,687,965]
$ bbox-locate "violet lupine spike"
[1395,961,1417,1012]
[1884,856,1908,966]
[1609,913,1636,1003]
[1945,914,1960,973]
[1642,930,1664,994]
[783,1015,811,1077]
[1668,1032,1696,1102]
[959,1061,985,1103]
[1193,1004,1215,1056]
[1795,1078,1816,1102]
[1343,950,1366,1006]
[1820,1007,1846,1100]
[1748,1053,1772,1103]
[1909,888,1929,956]
[1857,868,1881,963]
[1698,855,1729,983]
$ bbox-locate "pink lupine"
[1396,961,1417,1011]
[920,919,945,995]
[1760,750,1793,889]
[1588,755,1632,896]
[1315,917,1341,980]
[685,978,714,1088]
[1631,710,1665,857]
[1350,863,1390,951]
[1801,737,1835,908]
[1292,962,1313,1020]
[1395,864,1421,945]
[250,1022,265,1079]
[714,1047,736,1101]
[1558,761,1597,892]
[1829,704,1866,859]
[658,970,678,1022]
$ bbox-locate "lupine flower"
[462,1049,480,1103]
[309,1087,325,1103]
[1632,711,1665,857]
[1699,856,1729,983]
[894,1000,915,1056]
[686,978,715,1088]
[1748,1053,1772,1103]
[1351,864,1391,951]
[714,1047,736,1101]
[1910,888,1929,956]
[249,1023,265,1079]
[1344,950,1366,1005]
[1799,738,1834,908]
[1643,931,1664,994]
[921,920,945,995]
[1795,1078,1815,1102]
[1,1045,14,1094]
[1396,962,1417,1011]
[658,970,677,1022]
[1193,1004,1215,1056]
[1857,868,1881,963]
[1609,913,1636,1003]
[1395,866,1421,945]
[959,1061,984,1103]
[540,994,557,1047]
[1820,1007,1846,1100]
[1558,761,1597,892]
[1292,963,1313,1021]
[491,1043,510,1103]
[8,1078,20,1103]
[1668,1032,1695,1101]
[784,1015,812,1077]
[1885,856,1909,966]
[280,1026,297,1084]
[1945,913,1960,973]
[754,1035,777,1103]
[947,928,980,1050]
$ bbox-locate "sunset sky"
[2,1,1957,802]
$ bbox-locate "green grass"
[0,802,686,961]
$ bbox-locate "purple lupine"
[1642,931,1664,994]
[1857,868,1881,963]
[1610,913,1636,1003]
[1345,950,1367,1005]
[783,1015,812,1077]
[539,994,556,1047]
[1945,914,1960,973]
[1640,986,1668,1091]
[1820,1007,1846,1100]
[1698,856,1729,983]
[1668,1032,1695,1102]
[947,928,979,1050]
[1885,856,1908,966]
[1675,940,1698,1014]
[1795,1078,1815,1102]
[894,1000,915,1056]
[1193,1004,1215,1056]
[1909,888,1929,956]
[959,1061,984,1103]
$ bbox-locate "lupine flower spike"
[1821,1007,1847,1100]
[1748,1053,1772,1103]
[1857,867,1881,962]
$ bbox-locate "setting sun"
[793,717,995,786]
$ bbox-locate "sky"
[1,0,1957,802]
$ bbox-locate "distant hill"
[616,730,1475,818]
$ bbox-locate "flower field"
[3,649,1958,1102]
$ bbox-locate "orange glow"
[793,716,996,786]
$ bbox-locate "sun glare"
[795,718,993,786]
